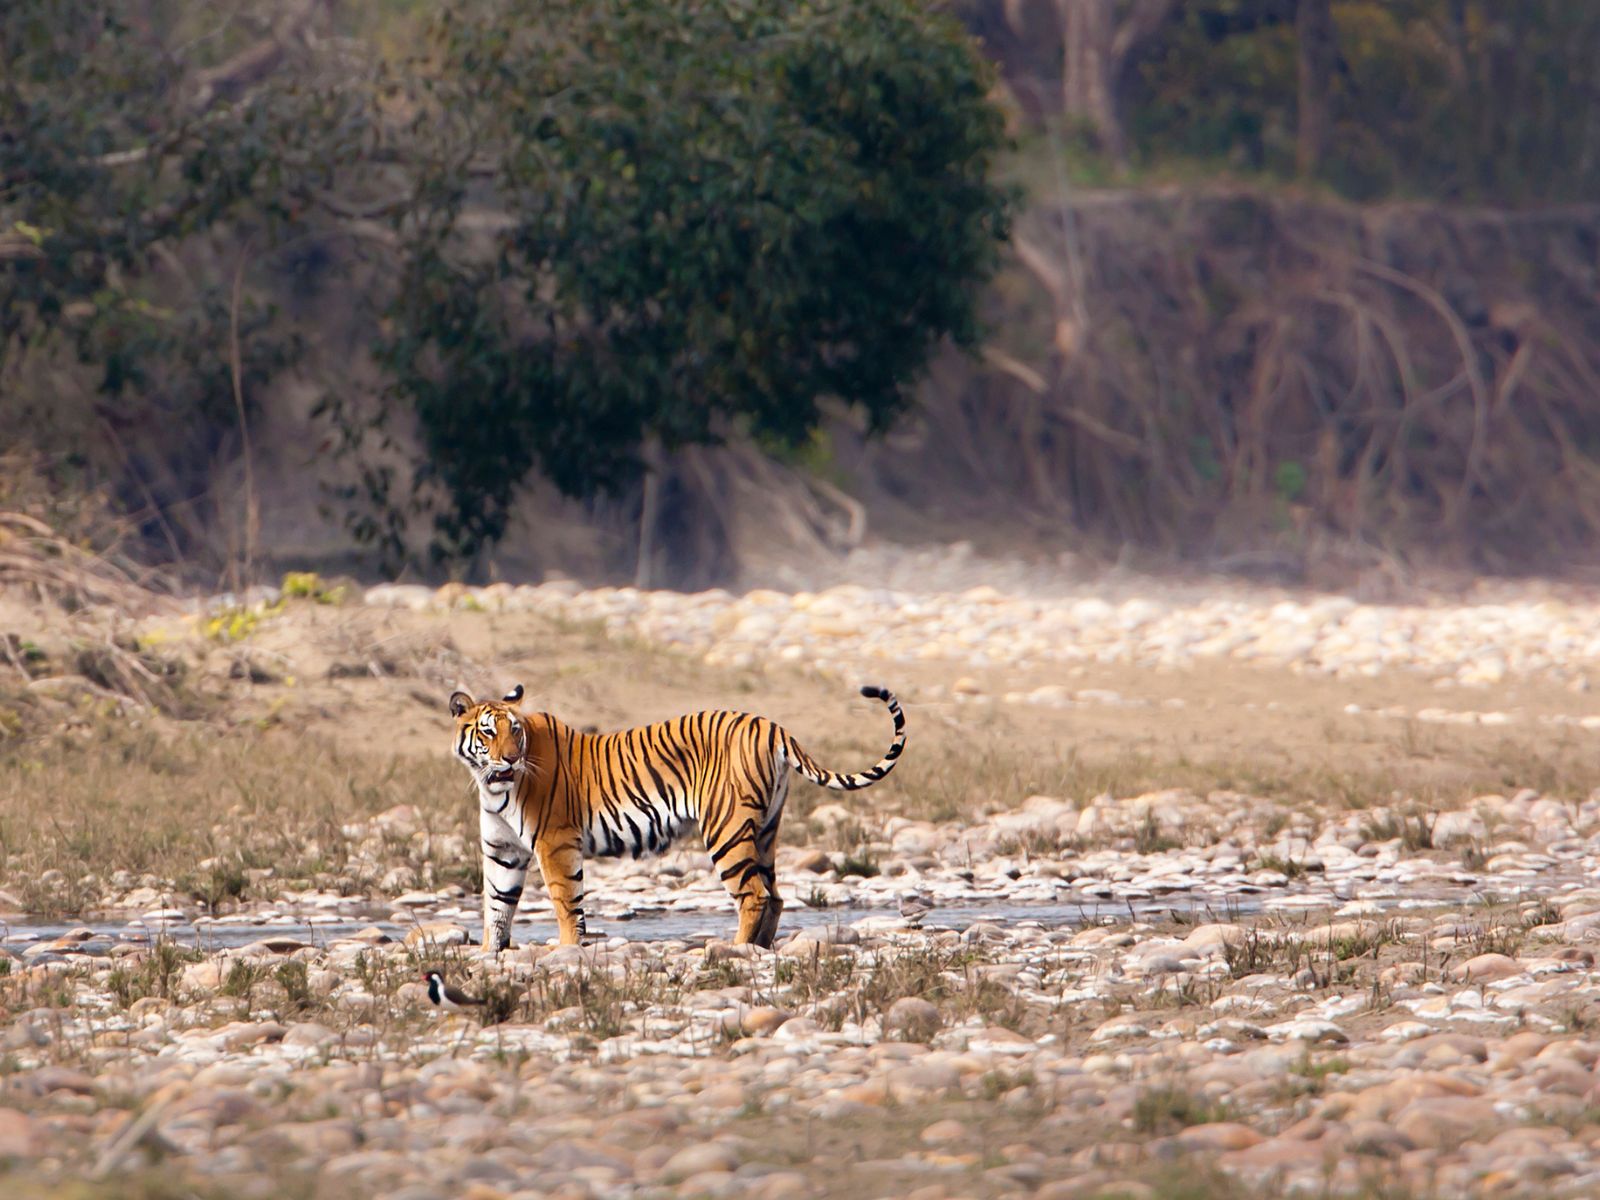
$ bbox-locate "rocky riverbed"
[5,883,1600,1198]
[362,559,1600,691]
[7,767,1600,1198]
[8,556,1600,1197]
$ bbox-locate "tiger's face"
[449,689,527,798]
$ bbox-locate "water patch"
[1,892,1271,954]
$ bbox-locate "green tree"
[369,0,1014,562]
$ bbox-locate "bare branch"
[983,347,1050,394]
[1111,0,1183,65]
[228,242,259,589]
[189,0,327,113]
[1012,232,1072,313]
[0,238,45,262]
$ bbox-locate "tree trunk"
[1444,0,1469,85]
[1057,0,1125,161]
[1295,0,1336,178]
[1056,0,1185,163]
[633,442,663,589]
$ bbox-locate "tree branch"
[0,238,45,262]
[189,0,327,113]
[1111,0,1184,66]
[1012,231,1072,313]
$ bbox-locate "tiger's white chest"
[581,793,696,859]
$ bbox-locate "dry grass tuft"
[0,722,464,914]
[1132,1084,1237,1134]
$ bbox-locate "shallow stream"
[1,893,1274,955]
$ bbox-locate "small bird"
[421,970,485,1014]
[898,890,936,927]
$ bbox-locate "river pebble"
[361,564,1600,690]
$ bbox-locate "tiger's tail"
[784,685,906,791]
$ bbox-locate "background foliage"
[1131,0,1600,200]
[3,0,1599,582]
[977,1,1600,202]
[0,0,365,569]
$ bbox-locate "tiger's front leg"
[479,809,531,953]
[536,838,587,945]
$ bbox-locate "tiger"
[448,682,906,950]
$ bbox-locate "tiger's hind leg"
[708,792,786,948]
[753,889,784,948]
[731,858,782,948]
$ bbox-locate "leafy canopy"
[376,0,1013,559]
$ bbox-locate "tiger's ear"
[448,690,474,717]
[502,683,524,704]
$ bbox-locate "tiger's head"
[449,684,528,798]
